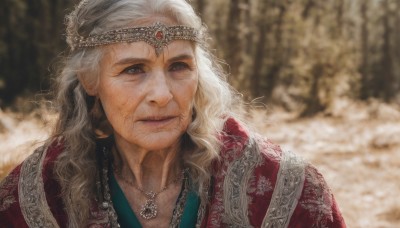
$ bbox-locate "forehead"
[102,40,195,64]
[133,16,177,26]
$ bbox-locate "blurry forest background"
[1,0,400,112]
[1,0,400,227]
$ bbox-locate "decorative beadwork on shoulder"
[299,165,334,227]
[0,171,18,211]
[70,22,200,55]
[18,146,60,227]
[262,150,306,228]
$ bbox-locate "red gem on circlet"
[155,31,164,40]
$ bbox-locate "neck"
[112,137,183,192]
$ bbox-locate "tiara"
[69,22,200,55]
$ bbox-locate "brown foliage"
[1,0,400,115]
[192,0,400,115]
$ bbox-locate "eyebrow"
[113,53,195,67]
[113,57,151,67]
[167,54,195,64]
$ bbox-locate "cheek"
[97,82,137,123]
[179,80,198,117]
[179,76,197,99]
[189,79,198,106]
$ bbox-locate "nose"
[146,70,173,106]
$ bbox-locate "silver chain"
[100,146,189,226]
[113,166,186,220]
[114,166,185,201]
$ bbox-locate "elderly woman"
[0,0,345,227]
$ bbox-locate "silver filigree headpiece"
[69,22,200,56]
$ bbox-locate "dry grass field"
[1,99,399,227]
[251,99,400,228]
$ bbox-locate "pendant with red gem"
[140,199,157,220]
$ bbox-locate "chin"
[135,132,184,151]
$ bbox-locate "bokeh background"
[1,0,400,227]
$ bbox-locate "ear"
[78,74,97,96]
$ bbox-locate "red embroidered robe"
[0,118,346,227]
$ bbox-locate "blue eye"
[122,64,145,75]
[169,62,190,72]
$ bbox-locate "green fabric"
[110,172,200,228]
[179,189,200,227]
[110,173,142,227]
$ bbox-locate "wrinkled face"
[95,39,198,151]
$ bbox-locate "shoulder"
[215,117,287,178]
[217,117,283,165]
[209,117,288,226]
[0,139,66,227]
[288,162,347,227]
[257,139,346,227]
[212,117,346,227]
[250,138,346,227]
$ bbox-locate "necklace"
[113,165,185,220]
[99,146,190,227]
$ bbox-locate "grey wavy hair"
[52,0,239,226]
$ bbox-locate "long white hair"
[53,0,239,226]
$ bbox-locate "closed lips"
[140,116,176,121]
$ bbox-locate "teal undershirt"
[110,173,200,228]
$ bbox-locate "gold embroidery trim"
[262,150,306,228]
[222,138,263,227]
[195,183,208,228]
[0,172,18,211]
[18,146,60,227]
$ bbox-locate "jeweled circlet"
[69,22,199,55]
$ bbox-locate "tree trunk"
[300,64,325,117]
[244,0,252,55]
[250,1,269,98]
[196,0,205,18]
[264,4,287,100]
[360,0,370,100]
[302,0,315,19]
[379,0,394,101]
[225,0,242,85]
[394,0,400,95]
[335,0,344,37]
